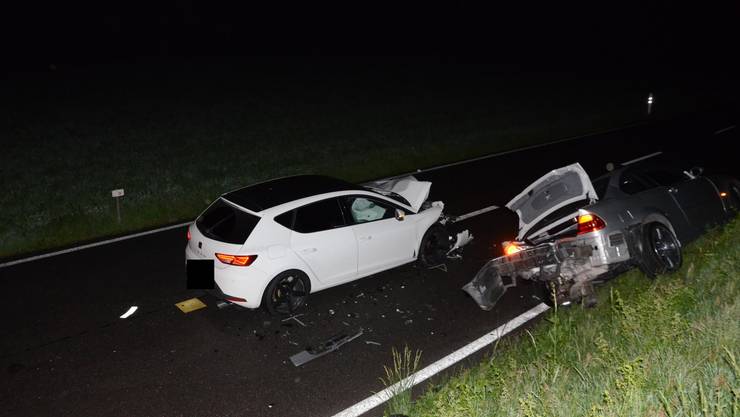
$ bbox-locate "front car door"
[289,198,358,285]
[640,166,726,240]
[343,196,416,277]
[617,169,694,243]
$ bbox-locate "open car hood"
[506,163,598,240]
[364,175,431,212]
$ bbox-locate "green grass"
[0,65,723,258]
[393,217,740,416]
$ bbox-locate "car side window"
[642,168,687,187]
[292,198,347,233]
[346,197,394,223]
[619,171,651,195]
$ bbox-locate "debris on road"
[175,297,207,313]
[281,314,307,327]
[365,340,381,346]
[289,328,364,367]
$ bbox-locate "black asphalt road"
[1,110,737,417]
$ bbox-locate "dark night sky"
[1,0,740,92]
[2,2,739,78]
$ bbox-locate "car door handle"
[359,235,373,241]
[668,187,678,194]
[300,248,318,254]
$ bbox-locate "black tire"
[540,282,558,307]
[262,270,311,316]
[639,222,682,278]
[417,224,450,268]
[539,281,572,307]
[728,181,740,213]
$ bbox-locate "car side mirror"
[395,208,405,221]
[689,166,703,177]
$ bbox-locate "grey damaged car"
[464,161,739,309]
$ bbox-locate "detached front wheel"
[263,270,310,315]
[418,224,451,268]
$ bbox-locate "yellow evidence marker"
[176,297,207,313]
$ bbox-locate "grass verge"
[393,216,740,416]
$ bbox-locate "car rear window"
[196,198,260,244]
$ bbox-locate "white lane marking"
[330,303,550,417]
[452,205,500,222]
[0,222,192,269]
[119,306,138,319]
[714,125,736,135]
[2,122,646,268]
[621,151,663,166]
[386,122,648,180]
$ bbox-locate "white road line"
[714,125,736,135]
[452,205,500,222]
[621,151,663,166]
[0,221,192,269]
[2,122,645,268]
[331,303,550,417]
[386,121,648,180]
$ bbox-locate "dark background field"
[2,1,739,259]
[1,58,737,259]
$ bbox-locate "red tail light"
[577,213,606,235]
[503,241,523,256]
[215,253,258,266]
[187,228,191,241]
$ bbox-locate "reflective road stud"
[176,297,207,313]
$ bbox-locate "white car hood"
[506,163,598,240]
[364,175,431,212]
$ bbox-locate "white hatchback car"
[185,175,456,314]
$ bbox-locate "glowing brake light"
[503,241,523,256]
[577,213,606,235]
[215,253,258,266]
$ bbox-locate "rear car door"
[343,196,416,277]
[289,198,358,285]
[641,167,725,239]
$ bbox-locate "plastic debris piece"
[365,340,381,346]
[289,328,364,367]
[281,314,306,327]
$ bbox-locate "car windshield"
[196,198,260,244]
[366,187,411,207]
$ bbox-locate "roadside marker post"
[647,93,654,116]
[111,189,124,223]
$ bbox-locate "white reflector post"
[647,93,654,115]
[120,306,138,319]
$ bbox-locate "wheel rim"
[271,274,307,314]
[650,225,680,270]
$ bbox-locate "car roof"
[221,175,367,212]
